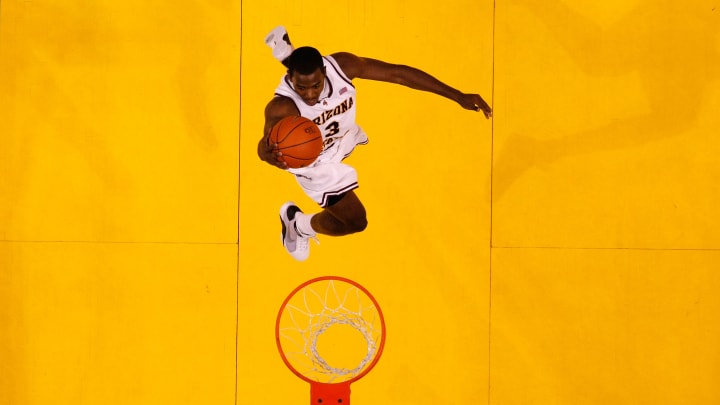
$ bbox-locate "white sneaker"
[265,26,294,65]
[279,201,311,261]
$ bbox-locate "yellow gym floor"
[2,1,719,404]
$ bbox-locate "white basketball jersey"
[274,55,359,151]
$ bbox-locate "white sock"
[294,212,316,238]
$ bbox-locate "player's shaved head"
[287,46,324,76]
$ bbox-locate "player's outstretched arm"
[258,97,300,169]
[332,52,492,118]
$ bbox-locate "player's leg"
[279,191,367,261]
[310,191,367,236]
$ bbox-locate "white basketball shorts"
[288,126,369,207]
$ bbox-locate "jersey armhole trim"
[324,56,354,88]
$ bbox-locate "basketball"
[269,116,323,168]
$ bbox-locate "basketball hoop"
[276,276,386,404]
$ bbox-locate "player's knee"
[346,215,368,234]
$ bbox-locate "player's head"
[287,46,326,106]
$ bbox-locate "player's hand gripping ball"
[268,116,323,169]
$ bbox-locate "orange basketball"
[269,116,323,169]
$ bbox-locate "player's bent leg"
[312,191,368,236]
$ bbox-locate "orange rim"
[275,276,386,385]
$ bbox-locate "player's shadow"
[493,0,719,200]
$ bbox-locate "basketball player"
[260,26,492,261]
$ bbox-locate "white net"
[277,278,384,384]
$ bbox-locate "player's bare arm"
[332,52,492,118]
[259,96,300,169]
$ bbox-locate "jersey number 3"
[325,121,340,137]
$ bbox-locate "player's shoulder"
[266,95,299,117]
[328,52,363,79]
[329,51,357,62]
